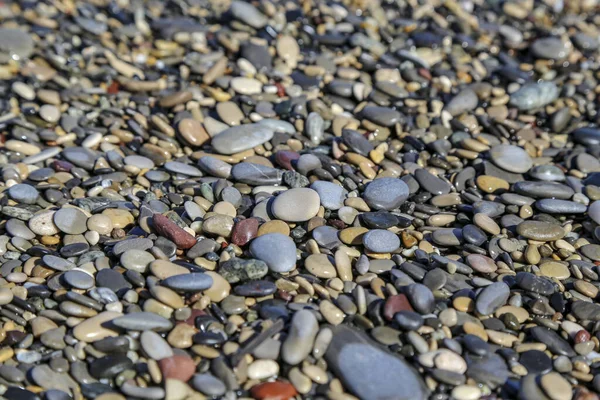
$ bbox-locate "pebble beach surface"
[0,0,599,400]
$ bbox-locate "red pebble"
[383,294,414,321]
[275,82,286,98]
[231,218,259,246]
[274,150,300,170]
[152,213,196,249]
[250,381,298,400]
[575,329,591,344]
[107,81,120,94]
[158,355,196,381]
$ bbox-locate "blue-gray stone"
[362,229,400,253]
[325,325,427,400]
[161,273,213,291]
[310,181,347,210]
[363,178,409,210]
[509,82,558,111]
[8,184,38,204]
[475,282,510,315]
[534,199,587,214]
[250,233,296,273]
[211,124,274,155]
[231,162,282,185]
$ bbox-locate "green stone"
[219,258,268,283]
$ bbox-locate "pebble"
[250,233,297,273]
[362,229,400,253]
[211,124,274,155]
[271,188,320,222]
[363,178,409,210]
[509,82,559,110]
[490,145,533,173]
[310,181,347,210]
[325,325,427,400]
[0,3,597,400]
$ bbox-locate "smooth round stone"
[589,201,600,224]
[414,169,451,195]
[271,188,320,222]
[462,224,487,246]
[304,254,337,278]
[529,165,565,181]
[360,212,401,229]
[234,280,276,297]
[509,82,559,111]
[63,270,94,289]
[211,124,274,155]
[531,37,570,60]
[230,77,262,94]
[124,155,154,169]
[310,181,347,210]
[535,199,587,214]
[516,221,565,241]
[296,154,322,175]
[514,181,574,199]
[466,254,497,274]
[516,272,555,296]
[230,0,267,28]
[580,244,600,261]
[8,184,38,204]
[160,272,213,291]
[12,81,35,101]
[43,255,75,271]
[573,127,600,146]
[313,226,342,249]
[53,208,88,235]
[87,215,114,235]
[231,162,282,185]
[431,228,463,246]
[178,118,209,147]
[120,249,155,273]
[394,311,424,331]
[145,170,170,182]
[61,147,97,170]
[163,161,203,177]
[39,105,60,123]
[539,262,570,279]
[475,282,510,315]
[362,230,400,253]
[6,219,35,240]
[444,88,478,116]
[192,374,227,397]
[530,326,576,357]
[0,28,34,62]
[96,269,131,293]
[539,372,572,400]
[282,309,319,365]
[325,325,427,400]
[363,178,409,210]
[405,283,435,314]
[198,156,232,178]
[490,145,532,173]
[112,312,172,332]
[360,106,403,127]
[140,330,173,360]
[519,350,552,374]
[250,233,297,273]
[342,129,374,155]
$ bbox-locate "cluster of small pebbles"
[2,0,600,399]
